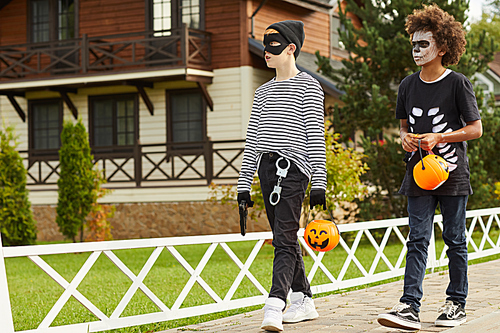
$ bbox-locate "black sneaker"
[377,303,421,330]
[435,300,466,327]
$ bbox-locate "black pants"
[258,152,312,302]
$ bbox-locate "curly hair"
[406,4,466,66]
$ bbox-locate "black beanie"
[266,20,305,59]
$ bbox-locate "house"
[0,0,348,241]
[474,51,500,106]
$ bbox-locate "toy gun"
[239,200,248,236]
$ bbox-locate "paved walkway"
[159,259,500,332]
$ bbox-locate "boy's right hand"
[237,192,254,207]
[403,133,420,152]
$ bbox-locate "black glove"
[310,189,326,209]
[237,191,254,207]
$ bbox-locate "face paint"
[412,31,439,66]
[263,33,290,56]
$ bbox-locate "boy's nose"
[413,44,420,53]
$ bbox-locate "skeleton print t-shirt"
[396,70,481,196]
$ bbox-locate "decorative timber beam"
[197,82,213,112]
[50,88,78,119]
[124,81,154,116]
[136,85,154,116]
[6,94,26,123]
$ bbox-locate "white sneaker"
[261,297,285,331]
[282,292,319,323]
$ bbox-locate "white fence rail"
[1,207,500,333]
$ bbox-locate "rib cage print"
[409,107,458,172]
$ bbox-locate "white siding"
[0,66,275,204]
[206,66,274,141]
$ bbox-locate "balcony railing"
[20,140,244,188]
[0,24,211,81]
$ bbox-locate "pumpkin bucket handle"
[305,206,336,227]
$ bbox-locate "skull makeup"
[412,31,439,66]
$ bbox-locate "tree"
[316,0,496,220]
[56,120,95,242]
[0,125,37,245]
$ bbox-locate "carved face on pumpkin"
[307,228,330,250]
[304,220,340,252]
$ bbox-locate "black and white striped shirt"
[237,71,327,192]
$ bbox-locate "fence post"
[0,234,15,333]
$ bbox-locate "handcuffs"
[269,157,291,206]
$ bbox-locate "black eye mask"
[263,33,290,55]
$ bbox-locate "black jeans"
[258,152,312,303]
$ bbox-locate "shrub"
[0,125,37,246]
[56,120,95,242]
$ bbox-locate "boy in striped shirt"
[237,20,327,331]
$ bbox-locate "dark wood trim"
[49,87,78,119]
[6,94,26,122]
[196,82,213,112]
[59,90,78,119]
[136,85,154,116]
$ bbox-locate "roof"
[489,52,500,78]
[248,37,344,98]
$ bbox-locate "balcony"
[0,24,211,82]
[20,140,244,189]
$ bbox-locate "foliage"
[467,98,500,209]
[356,135,408,220]
[56,120,96,242]
[0,125,37,246]
[85,171,115,242]
[468,0,500,57]
[316,0,497,220]
[209,122,368,224]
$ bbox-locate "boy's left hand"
[411,133,442,151]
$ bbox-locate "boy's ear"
[287,43,297,56]
[438,51,446,57]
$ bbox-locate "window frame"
[28,0,79,44]
[145,0,205,32]
[28,98,64,159]
[88,94,139,154]
[166,88,207,151]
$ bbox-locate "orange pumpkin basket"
[304,208,340,252]
[413,139,449,190]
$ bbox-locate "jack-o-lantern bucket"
[304,220,340,252]
[413,138,449,191]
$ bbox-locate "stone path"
[158,259,500,332]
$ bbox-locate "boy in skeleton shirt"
[237,20,327,331]
[377,5,482,331]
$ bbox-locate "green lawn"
[5,223,499,333]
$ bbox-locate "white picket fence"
[1,207,500,333]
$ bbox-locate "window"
[180,0,201,30]
[29,99,63,152]
[167,90,206,145]
[331,15,346,50]
[30,0,76,43]
[31,0,50,43]
[148,0,204,35]
[90,95,138,148]
[152,0,172,36]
